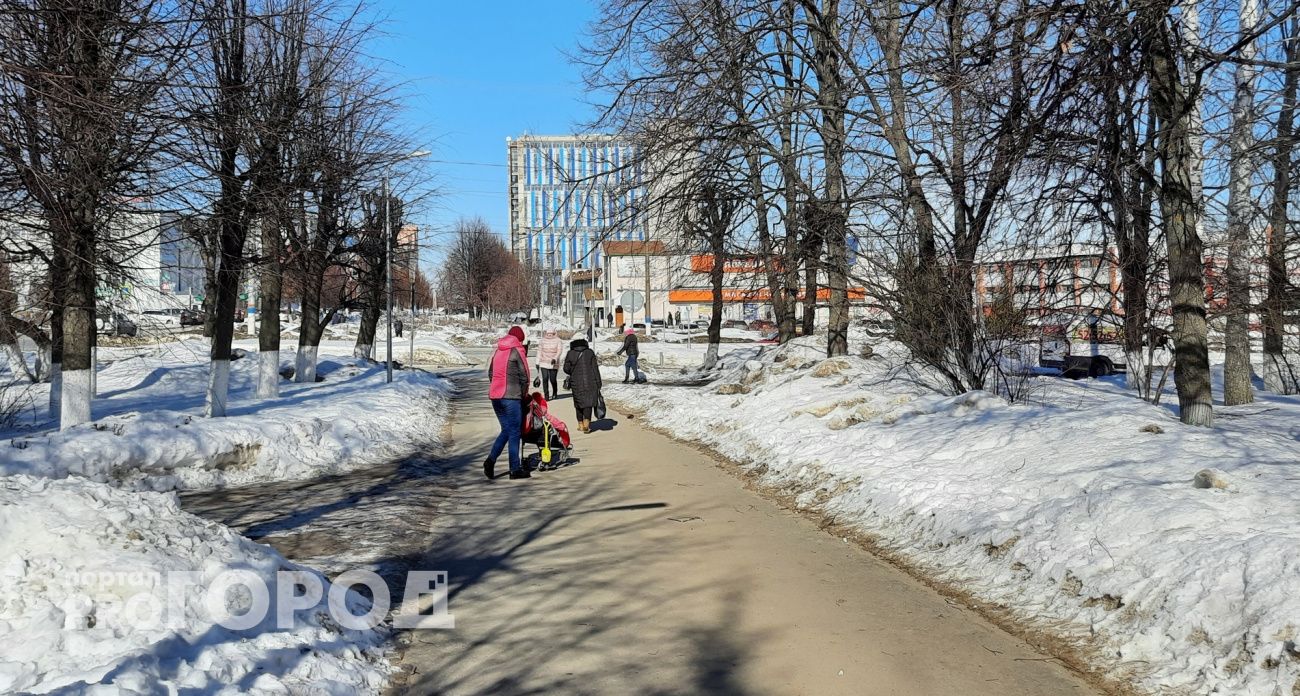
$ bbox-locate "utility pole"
[408,227,417,366]
[383,149,430,383]
[384,175,393,383]
[644,252,652,337]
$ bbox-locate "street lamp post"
[384,149,431,384]
[408,230,417,366]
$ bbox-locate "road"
[392,355,1101,696]
[182,354,1104,696]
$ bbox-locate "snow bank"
[0,475,390,694]
[410,340,474,367]
[608,342,1300,696]
[0,342,454,491]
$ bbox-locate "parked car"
[1037,312,1169,377]
[96,312,138,338]
[857,318,896,338]
[722,319,749,330]
[180,308,205,326]
[749,319,776,332]
[650,318,665,328]
[692,319,709,330]
[133,309,180,328]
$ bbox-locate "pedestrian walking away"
[563,337,603,433]
[537,327,562,400]
[615,327,640,383]
[395,319,404,338]
[485,326,531,480]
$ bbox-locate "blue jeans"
[489,398,523,473]
[624,355,639,381]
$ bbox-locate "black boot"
[509,468,531,479]
[483,458,495,480]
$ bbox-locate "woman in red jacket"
[485,326,530,480]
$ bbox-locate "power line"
[428,159,507,168]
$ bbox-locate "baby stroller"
[522,393,572,470]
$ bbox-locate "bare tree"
[0,0,184,427]
[1223,0,1261,405]
[1264,18,1300,394]
[1140,0,1215,426]
[352,190,402,359]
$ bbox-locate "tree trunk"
[59,216,96,429]
[801,221,820,336]
[47,249,66,419]
[703,226,725,370]
[748,149,785,339]
[206,212,246,418]
[295,253,324,383]
[1223,0,1259,406]
[808,0,849,357]
[257,216,283,398]
[1265,20,1299,395]
[1145,1,1214,426]
[776,0,801,344]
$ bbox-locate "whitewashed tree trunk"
[295,344,318,383]
[1125,349,1150,393]
[58,368,91,429]
[257,349,280,398]
[205,359,230,417]
[703,343,720,370]
[35,344,49,382]
[353,343,373,360]
[3,343,30,381]
[1224,0,1259,406]
[47,362,61,419]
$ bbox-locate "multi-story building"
[158,212,206,303]
[506,134,646,273]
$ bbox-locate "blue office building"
[507,134,646,271]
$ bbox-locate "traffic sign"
[619,290,644,313]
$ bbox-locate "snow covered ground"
[0,475,390,694]
[0,340,456,693]
[0,340,454,491]
[606,338,1300,696]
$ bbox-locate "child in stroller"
[521,392,572,470]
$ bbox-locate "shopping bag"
[594,394,607,420]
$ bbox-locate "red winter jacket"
[488,334,530,399]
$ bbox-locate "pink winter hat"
[625,327,635,334]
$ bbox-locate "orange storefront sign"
[668,287,866,303]
[688,255,788,274]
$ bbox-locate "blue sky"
[368,1,600,269]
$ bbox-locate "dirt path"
[392,366,1102,696]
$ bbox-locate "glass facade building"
[507,134,645,271]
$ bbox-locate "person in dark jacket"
[615,327,640,383]
[485,326,531,480]
[563,338,602,433]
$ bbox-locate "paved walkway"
[393,367,1101,696]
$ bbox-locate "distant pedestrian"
[395,319,404,338]
[485,326,531,480]
[675,310,682,326]
[616,327,640,383]
[563,337,602,433]
[537,327,562,400]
